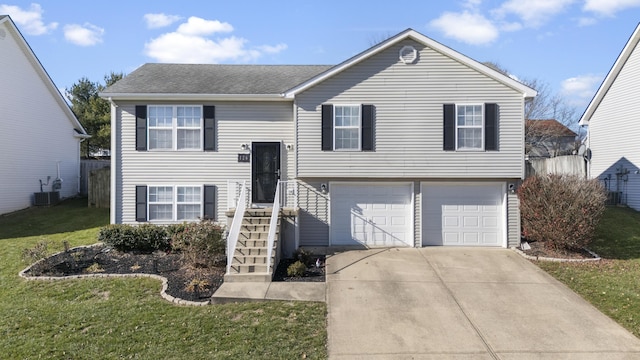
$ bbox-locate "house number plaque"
[237,153,250,163]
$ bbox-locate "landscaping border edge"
[18,243,210,307]
[511,246,601,262]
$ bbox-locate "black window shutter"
[321,104,333,151]
[135,185,147,222]
[485,103,498,151]
[443,104,455,151]
[203,106,216,151]
[135,106,147,151]
[203,185,216,220]
[361,105,374,151]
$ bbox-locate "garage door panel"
[331,183,413,247]
[463,216,479,227]
[423,183,504,247]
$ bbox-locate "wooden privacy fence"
[526,155,586,178]
[80,159,110,195]
[88,167,110,208]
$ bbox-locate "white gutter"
[98,93,289,102]
[108,97,118,224]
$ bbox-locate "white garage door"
[422,183,504,247]
[331,183,413,247]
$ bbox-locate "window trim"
[333,104,362,151]
[455,103,485,151]
[147,185,203,222]
[147,105,204,151]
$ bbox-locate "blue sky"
[2,0,640,117]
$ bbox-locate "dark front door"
[252,142,281,203]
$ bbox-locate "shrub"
[171,220,225,268]
[287,260,307,277]
[98,224,171,252]
[293,248,313,266]
[518,174,607,251]
[22,240,49,263]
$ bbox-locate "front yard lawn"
[537,206,640,338]
[0,198,327,359]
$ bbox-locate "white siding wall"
[0,22,81,214]
[296,39,526,178]
[114,101,294,224]
[587,40,640,211]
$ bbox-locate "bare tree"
[483,62,579,157]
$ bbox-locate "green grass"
[537,206,640,338]
[0,198,327,359]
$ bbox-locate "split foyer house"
[0,15,89,215]
[101,29,536,265]
[580,23,640,209]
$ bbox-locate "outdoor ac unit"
[33,191,60,206]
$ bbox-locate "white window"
[148,105,202,150]
[456,105,483,150]
[334,105,360,150]
[148,186,202,221]
[148,186,173,221]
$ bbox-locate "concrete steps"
[225,209,280,282]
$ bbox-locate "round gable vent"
[399,45,417,64]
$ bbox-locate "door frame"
[251,141,282,205]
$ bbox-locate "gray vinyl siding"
[296,179,330,246]
[296,39,525,179]
[507,190,520,248]
[413,182,421,247]
[587,40,640,211]
[113,100,294,224]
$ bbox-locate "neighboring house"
[580,23,640,209]
[0,16,89,215]
[101,28,536,255]
[525,119,577,158]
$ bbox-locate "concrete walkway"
[326,247,640,359]
[211,281,325,304]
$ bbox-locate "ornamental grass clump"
[518,174,607,251]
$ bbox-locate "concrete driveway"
[326,248,640,359]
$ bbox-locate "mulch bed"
[520,240,598,260]
[23,245,224,302]
[273,256,326,282]
[23,245,325,302]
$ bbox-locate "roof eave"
[284,29,537,98]
[98,93,290,102]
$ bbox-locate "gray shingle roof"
[102,64,333,95]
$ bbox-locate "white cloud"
[144,18,286,63]
[257,43,288,54]
[584,0,640,16]
[578,17,598,26]
[63,23,104,46]
[493,0,576,28]
[463,0,482,9]
[0,3,57,35]
[429,11,499,45]
[561,74,602,105]
[176,17,233,36]
[143,13,182,29]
